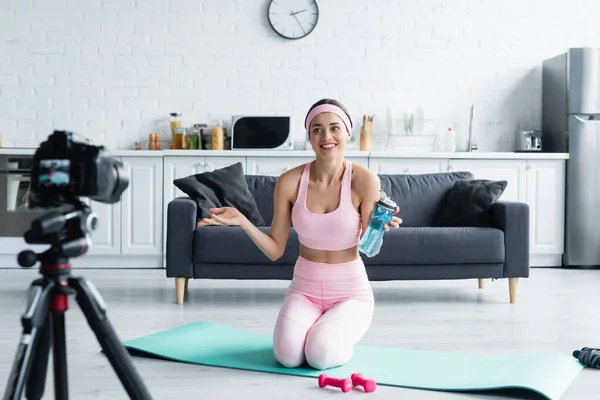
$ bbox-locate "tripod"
[3,203,152,400]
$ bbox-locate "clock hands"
[291,12,306,35]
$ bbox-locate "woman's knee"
[273,346,305,368]
[272,313,310,368]
[304,330,353,370]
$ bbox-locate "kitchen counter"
[368,151,570,159]
[0,148,162,157]
[0,148,570,159]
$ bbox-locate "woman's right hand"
[197,207,248,227]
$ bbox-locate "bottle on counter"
[444,127,456,153]
[189,125,201,150]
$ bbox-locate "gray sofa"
[166,171,530,305]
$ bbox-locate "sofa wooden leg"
[478,279,484,289]
[175,278,187,305]
[509,278,518,303]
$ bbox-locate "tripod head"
[18,198,99,271]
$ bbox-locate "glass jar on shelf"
[189,124,202,150]
[210,120,224,150]
[174,127,187,150]
[170,113,182,148]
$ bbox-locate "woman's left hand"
[384,205,402,231]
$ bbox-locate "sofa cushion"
[246,175,278,226]
[194,225,300,265]
[432,179,508,227]
[173,162,265,226]
[362,227,505,265]
[194,225,503,267]
[379,172,474,227]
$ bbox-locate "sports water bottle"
[358,190,397,258]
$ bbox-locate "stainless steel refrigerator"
[542,47,600,267]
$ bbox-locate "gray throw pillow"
[173,162,266,226]
[432,179,507,227]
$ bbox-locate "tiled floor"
[0,266,597,399]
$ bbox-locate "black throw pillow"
[432,179,508,227]
[173,162,266,226]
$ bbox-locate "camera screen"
[38,159,70,187]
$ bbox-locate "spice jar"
[148,133,160,150]
[134,141,142,150]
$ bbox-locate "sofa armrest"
[166,197,197,279]
[491,201,530,278]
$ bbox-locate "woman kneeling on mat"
[197,99,402,370]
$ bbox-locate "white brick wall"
[1,0,599,151]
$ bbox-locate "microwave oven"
[230,116,293,150]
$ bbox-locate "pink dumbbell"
[351,373,377,392]
[318,373,352,392]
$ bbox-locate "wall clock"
[268,0,319,40]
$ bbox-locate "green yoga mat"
[121,322,583,400]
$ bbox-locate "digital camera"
[29,130,129,208]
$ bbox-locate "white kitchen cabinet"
[346,157,370,169]
[83,199,121,256]
[526,160,565,263]
[449,159,527,202]
[247,156,313,176]
[246,156,369,177]
[369,158,449,175]
[120,156,163,255]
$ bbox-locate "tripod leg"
[24,318,51,400]
[69,277,153,400]
[3,279,53,400]
[51,312,69,400]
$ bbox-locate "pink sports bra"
[291,161,362,251]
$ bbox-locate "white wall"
[0,0,598,152]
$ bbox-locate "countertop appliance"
[0,154,72,239]
[230,116,293,150]
[0,154,37,238]
[515,130,542,152]
[542,47,600,267]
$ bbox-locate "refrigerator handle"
[575,115,600,123]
